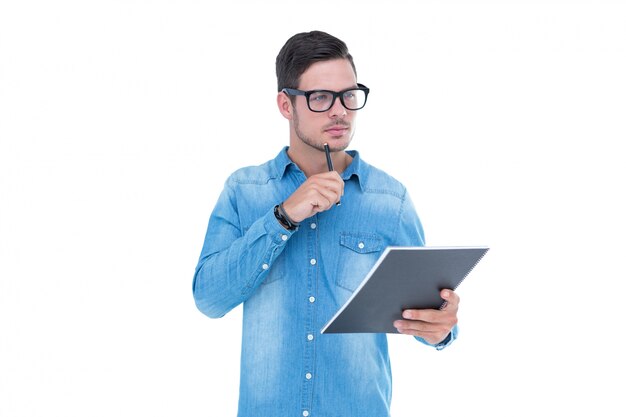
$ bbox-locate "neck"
[287,140,351,178]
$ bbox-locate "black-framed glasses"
[282,83,370,113]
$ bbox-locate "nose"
[328,96,348,119]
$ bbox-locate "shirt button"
[281,234,288,241]
[309,296,315,303]
[262,263,269,270]
[303,411,309,417]
[310,223,317,229]
[358,242,365,249]
[307,334,314,341]
[310,258,316,265]
[305,372,312,380]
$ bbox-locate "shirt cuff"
[415,324,458,351]
[263,205,297,244]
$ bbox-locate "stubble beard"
[293,107,353,153]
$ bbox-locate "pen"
[324,143,341,206]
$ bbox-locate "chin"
[326,133,353,148]
[323,139,350,152]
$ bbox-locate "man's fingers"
[311,196,332,212]
[311,184,340,207]
[393,319,436,332]
[314,174,344,203]
[394,290,459,343]
[440,289,459,309]
[401,309,439,322]
[393,320,449,342]
[282,172,345,221]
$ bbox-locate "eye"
[310,93,330,102]
[343,91,356,101]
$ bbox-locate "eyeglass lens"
[308,89,366,112]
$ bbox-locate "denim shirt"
[193,147,457,417]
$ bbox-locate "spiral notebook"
[321,246,489,334]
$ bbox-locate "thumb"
[440,289,451,310]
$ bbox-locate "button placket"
[301,216,318,414]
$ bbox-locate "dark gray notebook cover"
[321,246,489,334]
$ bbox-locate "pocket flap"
[339,232,383,254]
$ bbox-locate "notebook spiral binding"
[438,247,489,310]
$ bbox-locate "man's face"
[291,58,358,152]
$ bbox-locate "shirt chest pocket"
[336,232,384,292]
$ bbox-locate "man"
[193,30,459,417]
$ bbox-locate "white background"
[1,1,625,416]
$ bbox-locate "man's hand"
[282,171,344,223]
[393,289,459,345]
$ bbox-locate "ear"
[277,91,294,120]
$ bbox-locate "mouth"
[324,126,350,136]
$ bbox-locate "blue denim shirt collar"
[272,146,366,191]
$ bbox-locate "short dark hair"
[275,30,357,92]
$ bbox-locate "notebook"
[321,246,489,334]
